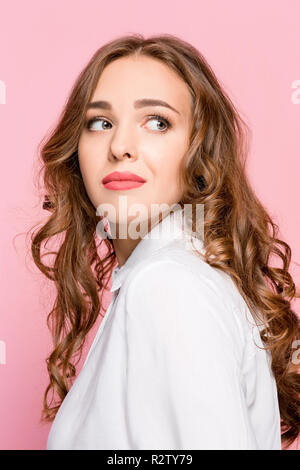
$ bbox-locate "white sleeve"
[124,260,257,450]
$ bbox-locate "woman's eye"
[144,115,171,132]
[86,117,112,131]
[85,115,171,132]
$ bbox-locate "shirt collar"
[110,206,204,293]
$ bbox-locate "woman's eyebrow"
[86,98,180,115]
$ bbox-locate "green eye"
[86,117,112,131]
[85,114,172,132]
[145,115,171,132]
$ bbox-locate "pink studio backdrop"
[0,0,299,451]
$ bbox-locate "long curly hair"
[28,33,300,449]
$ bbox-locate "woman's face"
[78,55,192,230]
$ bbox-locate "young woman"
[30,33,300,450]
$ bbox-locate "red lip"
[102,171,146,184]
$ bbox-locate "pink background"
[0,0,299,450]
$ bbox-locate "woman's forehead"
[92,56,192,114]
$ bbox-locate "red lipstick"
[102,171,146,191]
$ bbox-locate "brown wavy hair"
[28,33,300,449]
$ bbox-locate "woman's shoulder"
[123,244,251,357]
[124,240,247,316]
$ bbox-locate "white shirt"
[46,207,282,450]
